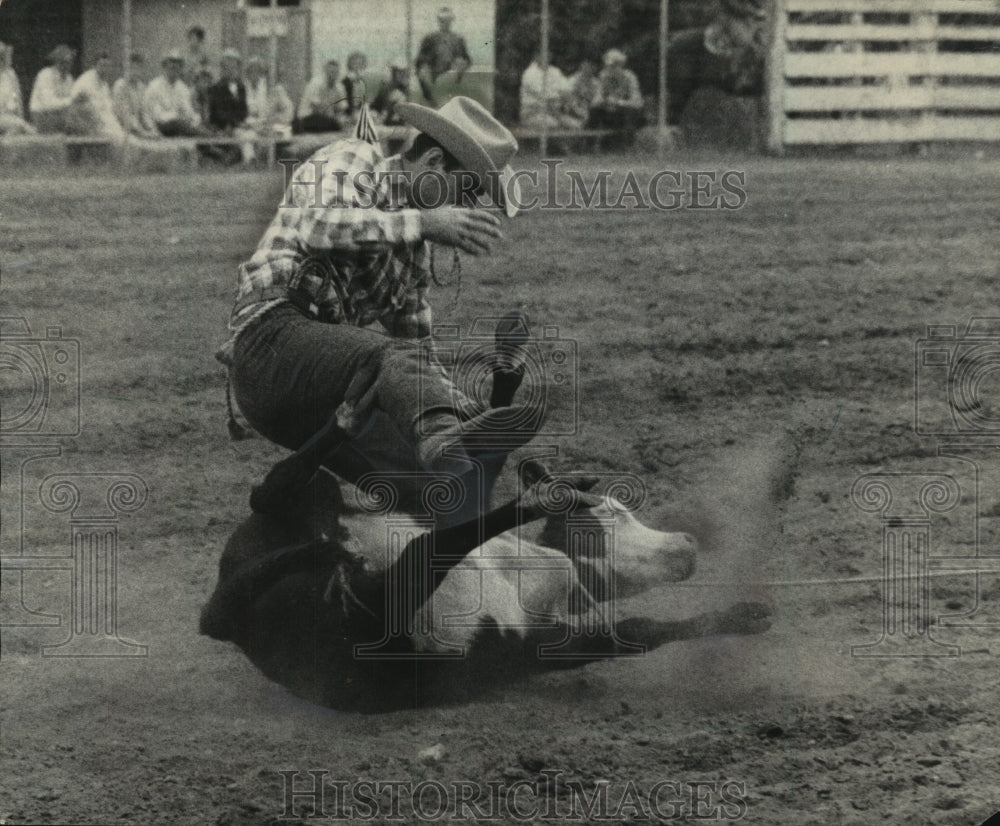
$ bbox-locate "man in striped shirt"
[223,96,535,513]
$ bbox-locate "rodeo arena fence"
[766,0,1000,150]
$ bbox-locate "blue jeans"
[232,303,465,450]
[231,304,502,521]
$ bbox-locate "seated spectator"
[145,50,208,137]
[371,58,410,125]
[183,25,212,88]
[244,57,294,133]
[29,44,76,133]
[296,59,346,133]
[112,53,160,139]
[206,49,247,164]
[237,56,295,164]
[343,51,368,119]
[207,49,247,132]
[65,52,125,139]
[590,49,645,136]
[192,67,215,126]
[0,41,36,135]
[567,58,599,126]
[519,52,580,130]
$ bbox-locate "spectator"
[296,59,346,133]
[192,67,215,126]
[245,56,294,134]
[238,56,295,163]
[0,41,36,135]
[205,48,247,165]
[415,6,471,105]
[208,49,247,132]
[145,50,208,136]
[343,51,368,118]
[519,52,579,130]
[183,25,212,87]
[372,58,410,125]
[65,52,125,139]
[590,49,644,139]
[112,53,160,139]
[29,44,76,133]
[566,58,599,126]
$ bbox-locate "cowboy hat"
[396,96,521,218]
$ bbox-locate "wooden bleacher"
[0,123,617,174]
[0,125,415,173]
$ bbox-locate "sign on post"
[247,7,289,38]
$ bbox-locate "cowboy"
[29,44,76,133]
[415,6,471,104]
[221,97,538,518]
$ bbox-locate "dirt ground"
[3,152,1000,825]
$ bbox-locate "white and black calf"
[200,465,771,712]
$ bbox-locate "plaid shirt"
[228,139,432,340]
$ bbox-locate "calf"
[200,465,771,712]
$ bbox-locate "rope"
[667,569,1000,588]
[225,375,252,441]
[429,244,463,310]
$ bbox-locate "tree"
[494,0,724,123]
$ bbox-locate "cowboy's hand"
[422,207,502,256]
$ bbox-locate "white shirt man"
[519,57,577,130]
[29,44,76,132]
[66,56,125,138]
[144,52,202,135]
